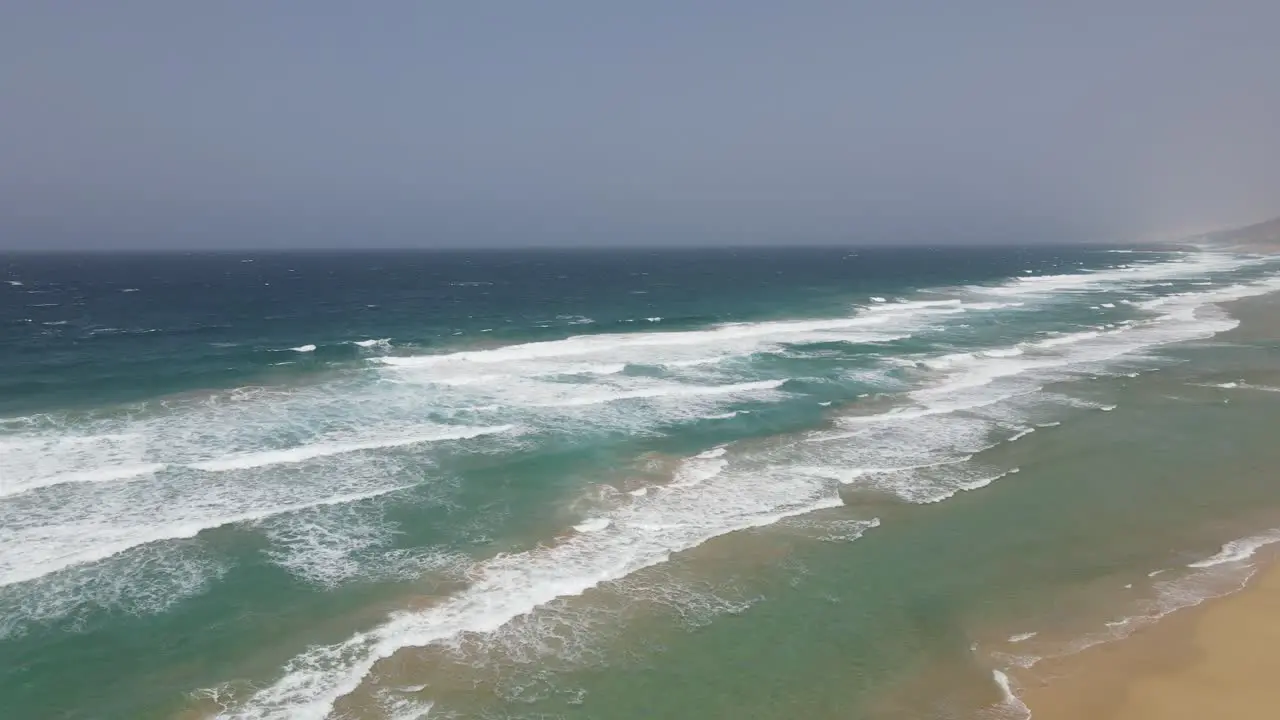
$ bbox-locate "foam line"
[188,425,513,472]
[972,252,1262,297]
[0,463,166,499]
[535,380,784,408]
[374,297,998,374]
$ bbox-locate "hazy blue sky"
[2,1,1279,249]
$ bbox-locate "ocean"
[3,245,1280,719]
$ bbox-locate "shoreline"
[1008,287,1280,719]
[1017,548,1280,719]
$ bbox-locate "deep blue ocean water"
[2,247,1131,414]
[4,245,1280,720]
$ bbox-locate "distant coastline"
[1193,215,1280,253]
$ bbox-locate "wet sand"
[1021,556,1280,719]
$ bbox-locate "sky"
[2,1,1279,250]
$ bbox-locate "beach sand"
[1020,556,1280,719]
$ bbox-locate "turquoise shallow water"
[3,246,1280,719]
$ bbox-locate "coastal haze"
[5,4,1280,720]
[2,1,1280,250]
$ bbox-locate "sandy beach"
[1020,552,1280,719]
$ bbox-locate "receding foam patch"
[0,453,421,590]
[0,540,229,640]
[987,670,1030,718]
[262,499,469,588]
[260,501,400,588]
[776,515,881,543]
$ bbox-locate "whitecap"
[572,518,611,533]
[353,338,392,349]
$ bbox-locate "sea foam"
[217,448,846,719]
[188,425,514,472]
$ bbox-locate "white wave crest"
[972,252,1262,298]
[188,425,513,472]
[572,518,612,533]
[353,338,392,349]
